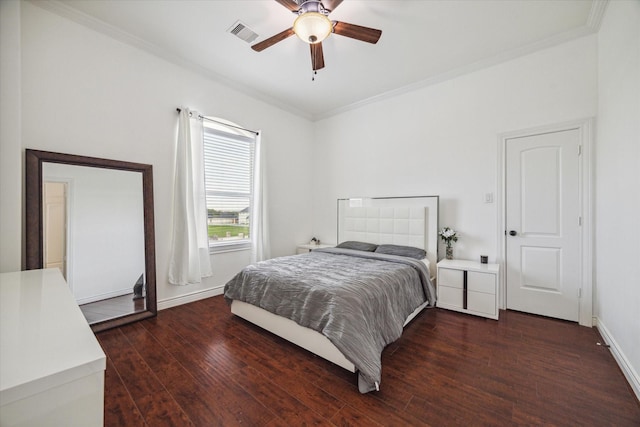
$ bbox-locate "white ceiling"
[40,0,603,121]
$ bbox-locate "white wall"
[13,2,315,304]
[0,0,22,273]
[312,35,598,263]
[595,0,640,398]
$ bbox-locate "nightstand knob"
[509,230,517,236]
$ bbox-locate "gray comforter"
[223,247,436,393]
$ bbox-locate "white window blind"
[203,125,255,249]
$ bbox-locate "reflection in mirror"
[43,163,147,322]
[26,149,156,332]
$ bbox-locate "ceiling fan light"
[293,12,332,44]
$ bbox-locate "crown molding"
[27,0,313,121]
[587,0,609,31]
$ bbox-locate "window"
[203,120,255,252]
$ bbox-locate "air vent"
[227,20,259,44]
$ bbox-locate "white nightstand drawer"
[438,285,463,308]
[467,271,496,295]
[468,291,496,315]
[438,268,464,288]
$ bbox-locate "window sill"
[209,243,251,255]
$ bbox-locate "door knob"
[509,230,517,236]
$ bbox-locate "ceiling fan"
[251,0,382,74]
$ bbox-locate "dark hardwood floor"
[97,296,640,426]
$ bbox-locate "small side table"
[437,259,500,320]
[296,243,333,254]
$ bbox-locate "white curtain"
[250,132,271,263]
[168,108,212,285]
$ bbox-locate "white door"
[43,181,67,278]
[505,128,581,322]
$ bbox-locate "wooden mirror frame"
[25,149,157,332]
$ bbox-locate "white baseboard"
[158,285,224,310]
[596,318,640,402]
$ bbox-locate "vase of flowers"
[439,227,458,260]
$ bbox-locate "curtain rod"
[176,108,259,136]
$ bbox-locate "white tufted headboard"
[337,196,439,275]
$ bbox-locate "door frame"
[42,176,74,292]
[497,118,594,327]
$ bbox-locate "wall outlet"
[484,192,494,203]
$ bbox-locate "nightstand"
[437,259,500,320]
[296,243,333,254]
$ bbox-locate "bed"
[224,196,439,393]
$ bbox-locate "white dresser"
[437,259,500,320]
[0,269,106,426]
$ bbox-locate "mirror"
[25,149,157,332]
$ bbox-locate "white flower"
[439,227,458,246]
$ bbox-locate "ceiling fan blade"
[322,0,343,12]
[310,42,325,71]
[274,0,299,12]
[333,21,382,44]
[251,28,295,52]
